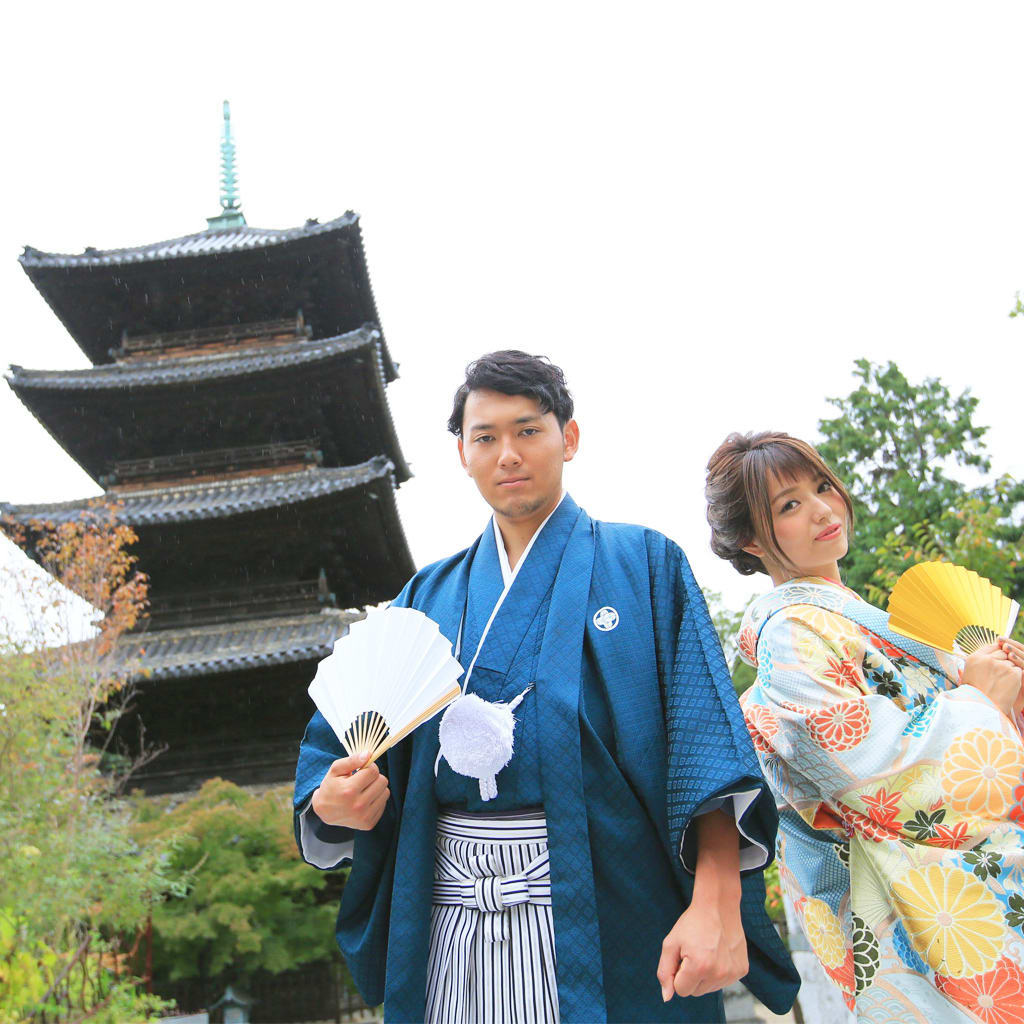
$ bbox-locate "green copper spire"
[206,100,247,230]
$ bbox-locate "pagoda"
[3,102,415,794]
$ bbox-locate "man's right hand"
[961,641,1023,718]
[311,753,390,830]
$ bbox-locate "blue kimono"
[295,496,799,1022]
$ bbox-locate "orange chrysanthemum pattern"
[738,626,758,666]
[823,655,864,693]
[744,704,779,755]
[806,701,871,752]
[935,957,1024,1024]
[941,730,1024,819]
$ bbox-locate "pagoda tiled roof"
[18,213,394,377]
[19,213,359,268]
[120,608,359,681]
[1,458,395,527]
[8,326,378,391]
[6,325,410,485]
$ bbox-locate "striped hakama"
[425,811,558,1024]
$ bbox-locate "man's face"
[458,389,578,522]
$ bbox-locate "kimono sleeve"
[656,539,779,876]
[292,576,418,868]
[751,606,1024,846]
[293,710,356,868]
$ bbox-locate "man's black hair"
[447,350,574,437]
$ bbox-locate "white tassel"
[435,686,532,801]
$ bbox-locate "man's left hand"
[657,893,748,1000]
[657,807,748,1001]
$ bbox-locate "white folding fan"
[308,605,464,764]
[887,561,1020,656]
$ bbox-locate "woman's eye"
[780,500,798,514]
[818,479,833,493]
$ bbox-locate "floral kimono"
[739,576,1024,1024]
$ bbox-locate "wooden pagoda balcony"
[111,312,311,361]
[101,439,322,488]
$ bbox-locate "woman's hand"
[961,641,1023,718]
[1000,638,1024,670]
[999,638,1024,714]
[311,753,390,830]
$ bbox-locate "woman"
[705,431,1024,1023]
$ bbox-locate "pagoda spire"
[206,100,247,230]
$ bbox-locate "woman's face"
[745,470,850,585]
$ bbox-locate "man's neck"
[495,495,563,571]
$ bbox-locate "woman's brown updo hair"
[705,431,854,576]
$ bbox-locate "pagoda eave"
[20,214,395,377]
[7,328,410,484]
[1,459,416,610]
[121,655,333,795]
[121,608,360,682]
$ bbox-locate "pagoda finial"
[206,100,247,230]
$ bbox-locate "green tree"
[817,359,992,596]
[703,588,756,696]
[133,779,342,989]
[0,505,174,1022]
[866,476,1024,639]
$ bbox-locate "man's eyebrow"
[466,414,543,432]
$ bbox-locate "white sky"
[1,2,1022,619]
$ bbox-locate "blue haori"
[294,494,799,1022]
[426,811,557,1023]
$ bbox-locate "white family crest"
[593,606,619,632]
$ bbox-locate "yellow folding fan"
[887,561,1020,655]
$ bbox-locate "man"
[295,351,798,1023]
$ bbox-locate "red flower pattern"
[738,626,758,665]
[824,948,856,1003]
[823,655,864,692]
[807,701,871,751]
[935,958,1024,1024]
[836,802,894,843]
[857,624,908,662]
[861,787,902,830]
[1010,783,1024,825]
[744,704,779,755]
[926,820,971,850]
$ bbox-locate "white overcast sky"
[1,2,1022,620]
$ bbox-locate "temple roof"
[1,458,416,612]
[121,608,359,681]
[20,214,358,268]
[1,458,393,526]
[10,326,375,390]
[7,327,410,484]
[19,214,393,373]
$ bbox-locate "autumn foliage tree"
[0,503,174,1022]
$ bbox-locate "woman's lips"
[816,523,842,541]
